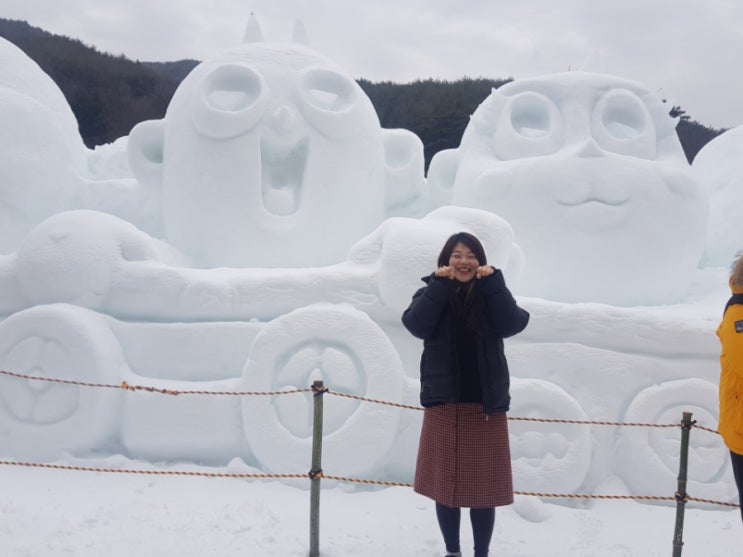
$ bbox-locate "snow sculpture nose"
[268,105,297,133]
[576,138,605,159]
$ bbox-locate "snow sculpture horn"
[292,18,310,46]
[243,13,264,43]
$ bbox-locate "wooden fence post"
[309,380,325,557]
[672,411,693,557]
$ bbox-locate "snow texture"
[693,124,743,267]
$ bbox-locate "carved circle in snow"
[0,304,125,460]
[240,304,405,477]
[616,378,735,501]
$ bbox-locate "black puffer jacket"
[401,270,529,414]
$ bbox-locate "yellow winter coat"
[717,283,743,455]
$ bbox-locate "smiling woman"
[401,231,529,557]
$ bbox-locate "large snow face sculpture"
[0,38,87,254]
[433,72,707,305]
[129,34,386,268]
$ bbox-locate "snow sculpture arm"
[382,128,426,215]
[426,148,459,208]
[127,119,165,189]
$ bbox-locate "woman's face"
[448,242,480,283]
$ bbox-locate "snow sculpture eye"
[494,92,563,160]
[591,89,656,159]
[191,63,268,138]
[297,67,360,138]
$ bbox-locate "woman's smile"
[449,242,479,283]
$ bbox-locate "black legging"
[730,450,743,522]
[436,502,495,557]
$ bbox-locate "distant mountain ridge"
[142,60,200,83]
[0,17,724,164]
[0,18,197,146]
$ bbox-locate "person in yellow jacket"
[717,252,743,521]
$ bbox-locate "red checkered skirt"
[414,403,513,508]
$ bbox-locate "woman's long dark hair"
[437,232,488,334]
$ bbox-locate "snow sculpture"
[0,206,515,476]
[692,124,743,267]
[0,37,87,253]
[15,210,181,308]
[121,374,247,464]
[0,37,163,250]
[429,71,708,305]
[383,128,427,216]
[0,304,125,460]
[0,23,734,503]
[616,379,734,501]
[509,378,591,494]
[505,298,735,501]
[128,18,389,268]
[241,304,405,477]
[349,205,523,313]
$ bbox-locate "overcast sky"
[3,0,742,129]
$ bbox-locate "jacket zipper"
[480,337,492,417]
[451,317,461,402]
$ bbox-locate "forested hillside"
[0,17,726,166]
[359,78,512,167]
[0,18,195,147]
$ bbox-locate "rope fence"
[0,457,737,509]
[0,369,723,433]
[0,369,314,397]
[0,368,738,555]
[1,458,737,510]
[326,389,723,434]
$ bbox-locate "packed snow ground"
[0,457,739,556]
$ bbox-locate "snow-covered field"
[1,458,739,556]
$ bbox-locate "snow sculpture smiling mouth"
[556,193,630,229]
[557,195,628,208]
[260,136,309,216]
[553,177,632,229]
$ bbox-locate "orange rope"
[0,369,721,434]
[0,370,312,396]
[0,460,305,479]
[6,460,735,509]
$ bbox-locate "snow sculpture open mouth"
[260,136,308,216]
